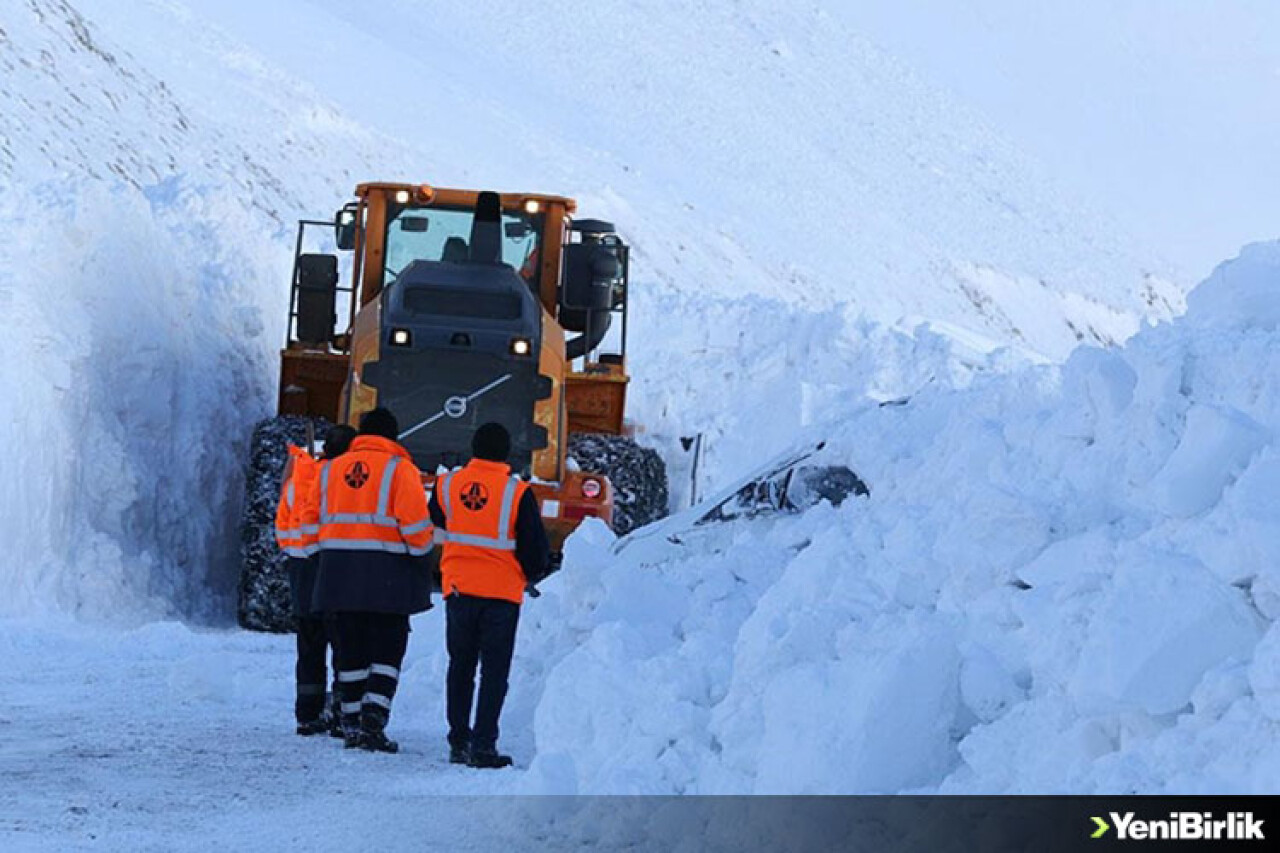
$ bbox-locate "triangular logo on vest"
[344,461,370,489]
[460,481,489,511]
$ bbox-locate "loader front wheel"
[238,414,330,632]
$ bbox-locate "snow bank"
[0,0,399,621]
[0,183,282,621]
[525,242,1280,793]
[1186,241,1280,331]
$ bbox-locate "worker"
[429,422,550,768]
[308,407,435,753]
[274,423,354,736]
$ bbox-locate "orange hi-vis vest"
[275,445,319,558]
[437,458,529,604]
[312,435,434,558]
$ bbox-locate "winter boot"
[359,730,400,754]
[341,715,362,749]
[296,714,330,737]
[468,745,513,769]
[327,695,344,739]
[449,742,471,765]
[358,706,397,753]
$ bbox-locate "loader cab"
[277,181,633,476]
[347,184,574,319]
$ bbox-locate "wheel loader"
[238,182,667,631]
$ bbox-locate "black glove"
[525,552,562,594]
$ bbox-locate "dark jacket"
[288,555,320,617]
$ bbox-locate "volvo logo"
[444,396,468,419]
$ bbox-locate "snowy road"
[0,618,541,850]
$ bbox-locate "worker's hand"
[525,553,560,588]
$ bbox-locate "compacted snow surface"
[1,0,1277,845]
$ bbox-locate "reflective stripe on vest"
[439,471,455,519]
[276,466,303,555]
[440,474,520,551]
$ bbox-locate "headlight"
[390,328,412,347]
[581,478,602,499]
[509,337,532,356]
[394,190,411,204]
[524,200,541,214]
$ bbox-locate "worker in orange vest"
[428,422,550,768]
[307,407,435,753]
[274,423,355,736]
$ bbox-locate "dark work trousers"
[446,594,520,751]
[294,614,338,724]
[332,612,410,734]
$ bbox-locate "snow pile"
[522,243,1280,793]
[0,184,276,621]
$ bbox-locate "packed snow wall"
[0,184,282,622]
[0,0,399,622]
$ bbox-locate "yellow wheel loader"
[239,182,667,631]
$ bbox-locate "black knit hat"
[322,424,357,459]
[472,422,511,462]
[358,407,399,440]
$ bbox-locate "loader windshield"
[382,205,542,289]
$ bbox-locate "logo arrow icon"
[1091,816,1110,839]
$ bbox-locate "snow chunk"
[959,643,1023,724]
[750,616,961,793]
[1186,241,1280,331]
[1145,404,1269,518]
[1071,551,1263,715]
[1247,624,1280,722]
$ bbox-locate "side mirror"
[334,204,358,251]
[504,221,532,240]
[563,241,623,313]
[296,253,338,345]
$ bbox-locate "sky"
[839,0,1280,280]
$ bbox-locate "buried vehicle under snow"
[611,439,869,566]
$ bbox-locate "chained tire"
[238,415,331,632]
[568,433,669,536]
